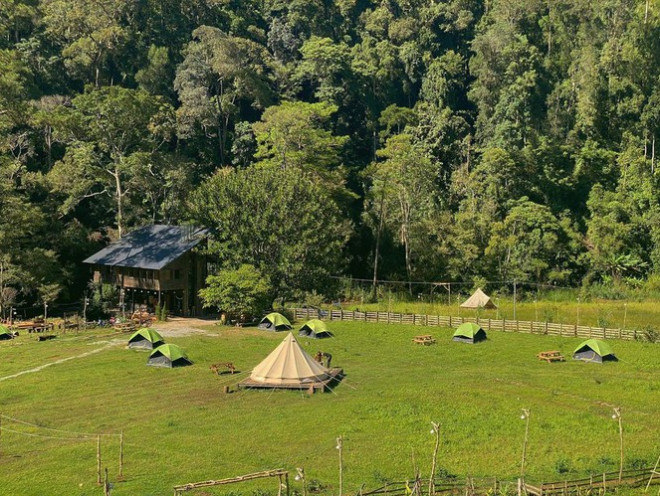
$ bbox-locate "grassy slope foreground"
[0,323,658,495]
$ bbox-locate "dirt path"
[151,316,220,338]
[0,340,123,382]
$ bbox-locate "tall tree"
[47,86,176,237]
[174,26,273,166]
[188,165,351,299]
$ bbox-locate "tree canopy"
[2,0,660,308]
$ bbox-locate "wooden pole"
[645,453,660,492]
[613,407,624,484]
[97,436,102,486]
[429,422,440,496]
[337,435,343,496]
[119,431,124,479]
[104,467,110,496]
[520,409,531,483]
[285,471,290,496]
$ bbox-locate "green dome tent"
[258,312,292,331]
[0,325,13,340]
[147,344,192,368]
[128,328,164,350]
[298,319,334,339]
[573,339,617,363]
[452,322,487,344]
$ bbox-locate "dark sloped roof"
[83,225,207,270]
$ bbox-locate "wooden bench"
[537,350,565,363]
[412,335,436,345]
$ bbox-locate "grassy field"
[335,298,660,332]
[0,322,658,495]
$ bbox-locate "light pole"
[623,303,628,330]
[612,407,623,483]
[534,299,538,322]
[83,296,89,329]
[520,409,531,482]
[336,436,343,496]
[513,280,517,320]
[429,422,440,496]
[295,467,306,496]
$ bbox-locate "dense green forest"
[1,0,660,308]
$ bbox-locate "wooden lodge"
[83,225,208,316]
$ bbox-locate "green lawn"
[0,323,658,495]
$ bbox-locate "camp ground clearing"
[0,320,658,495]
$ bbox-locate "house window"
[174,269,181,280]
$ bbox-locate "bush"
[636,325,660,343]
[199,264,272,321]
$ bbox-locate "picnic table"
[412,335,436,345]
[537,350,565,363]
[11,321,54,333]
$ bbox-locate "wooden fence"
[358,467,659,496]
[522,466,658,495]
[292,308,643,341]
[359,477,516,496]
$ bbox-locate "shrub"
[199,264,272,321]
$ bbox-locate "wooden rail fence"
[359,467,659,496]
[522,466,659,495]
[292,309,644,341]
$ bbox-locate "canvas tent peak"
[573,339,617,363]
[147,343,192,368]
[460,288,497,309]
[128,327,164,350]
[258,312,292,331]
[453,322,487,344]
[298,319,334,339]
[239,332,343,391]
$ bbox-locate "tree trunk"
[372,191,386,296]
[114,166,124,239]
[652,134,656,175]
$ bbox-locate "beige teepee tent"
[247,333,332,387]
[460,288,497,309]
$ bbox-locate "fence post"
[449,315,452,327]
[97,436,102,486]
[574,324,577,337]
[503,318,506,331]
[545,321,548,335]
[340,309,343,321]
[387,312,391,324]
